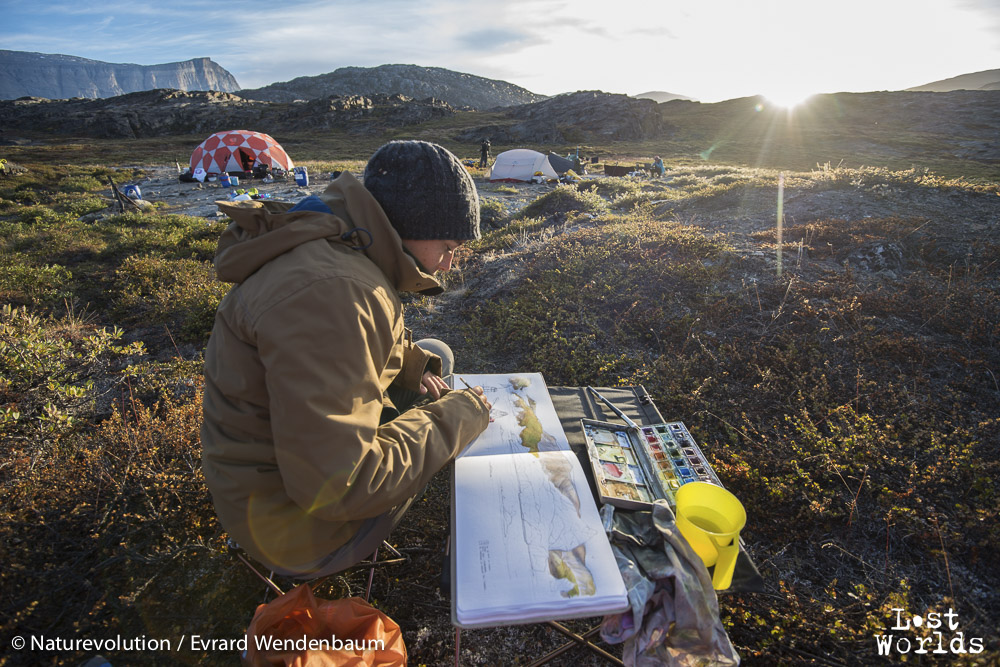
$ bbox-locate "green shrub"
[54,193,108,217]
[1,219,107,267]
[6,185,42,205]
[812,163,998,193]
[100,212,227,262]
[480,198,509,228]
[712,174,745,186]
[0,257,73,306]
[113,255,229,341]
[692,166,735,178]
[469,216,550,252]
[577,176,642,200]
[17,204,70,226]
[307,159,366,176]
[518,185,609,219]
[0,303,145,437]
[666,174,701,187]
[58,174,104,193]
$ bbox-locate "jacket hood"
[213,171,443,294]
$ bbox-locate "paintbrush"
[459,377,493,417]
[587,386,640,429]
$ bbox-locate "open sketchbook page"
[452,373,628,627]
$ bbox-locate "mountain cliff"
[238,63,544,110]
[0,50,240,100]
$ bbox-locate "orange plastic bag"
[242,584,407,666]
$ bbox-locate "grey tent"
[547,153,576,175]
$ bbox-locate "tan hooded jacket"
[201,172,489,574]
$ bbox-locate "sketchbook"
[450,373,629,628]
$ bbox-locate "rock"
[845,242,905,273]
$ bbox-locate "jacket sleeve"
[256,276,489,522]
[395,333,442,392]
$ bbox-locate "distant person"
[202,140,492,578]
[479,138,491,168]
[652,156,665,178]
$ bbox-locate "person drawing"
[201,140,492,578]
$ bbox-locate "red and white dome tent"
[189,130,295,175]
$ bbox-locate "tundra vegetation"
[0,142,997,665]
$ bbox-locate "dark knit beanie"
[363,141,480,241]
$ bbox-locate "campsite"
[1,82,999,665]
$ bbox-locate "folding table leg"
[523,622,624,667]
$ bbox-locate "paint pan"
[590,428,617,445]
[605,480,641,502]
[633,485,655,503]
[596,444,626,463]
[601,461,632,482]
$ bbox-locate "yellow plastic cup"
[675,482,746,590]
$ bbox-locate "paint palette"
[582,419,723,510]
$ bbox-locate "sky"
[2,0,999,105]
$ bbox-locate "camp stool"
[227,539,408,604]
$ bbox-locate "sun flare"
[764,89,817,109]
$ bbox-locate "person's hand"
[466,385,492,412]
[419,371,449,400]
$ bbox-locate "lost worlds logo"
[875,608,985,657]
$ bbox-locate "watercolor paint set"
[582,418,724,510]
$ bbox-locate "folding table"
[449,385,763,665]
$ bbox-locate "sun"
[763,88,817,109]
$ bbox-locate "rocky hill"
[3,86,998,177]
[657,90,1000,167]
[457,90,669,143]
[0,87,668,145]
[0,89,456,140]
[906,68,1000,92]
[239,64,543,110]
[0,87,669,145]
[634,90,696,103]
[0,50,240,100]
